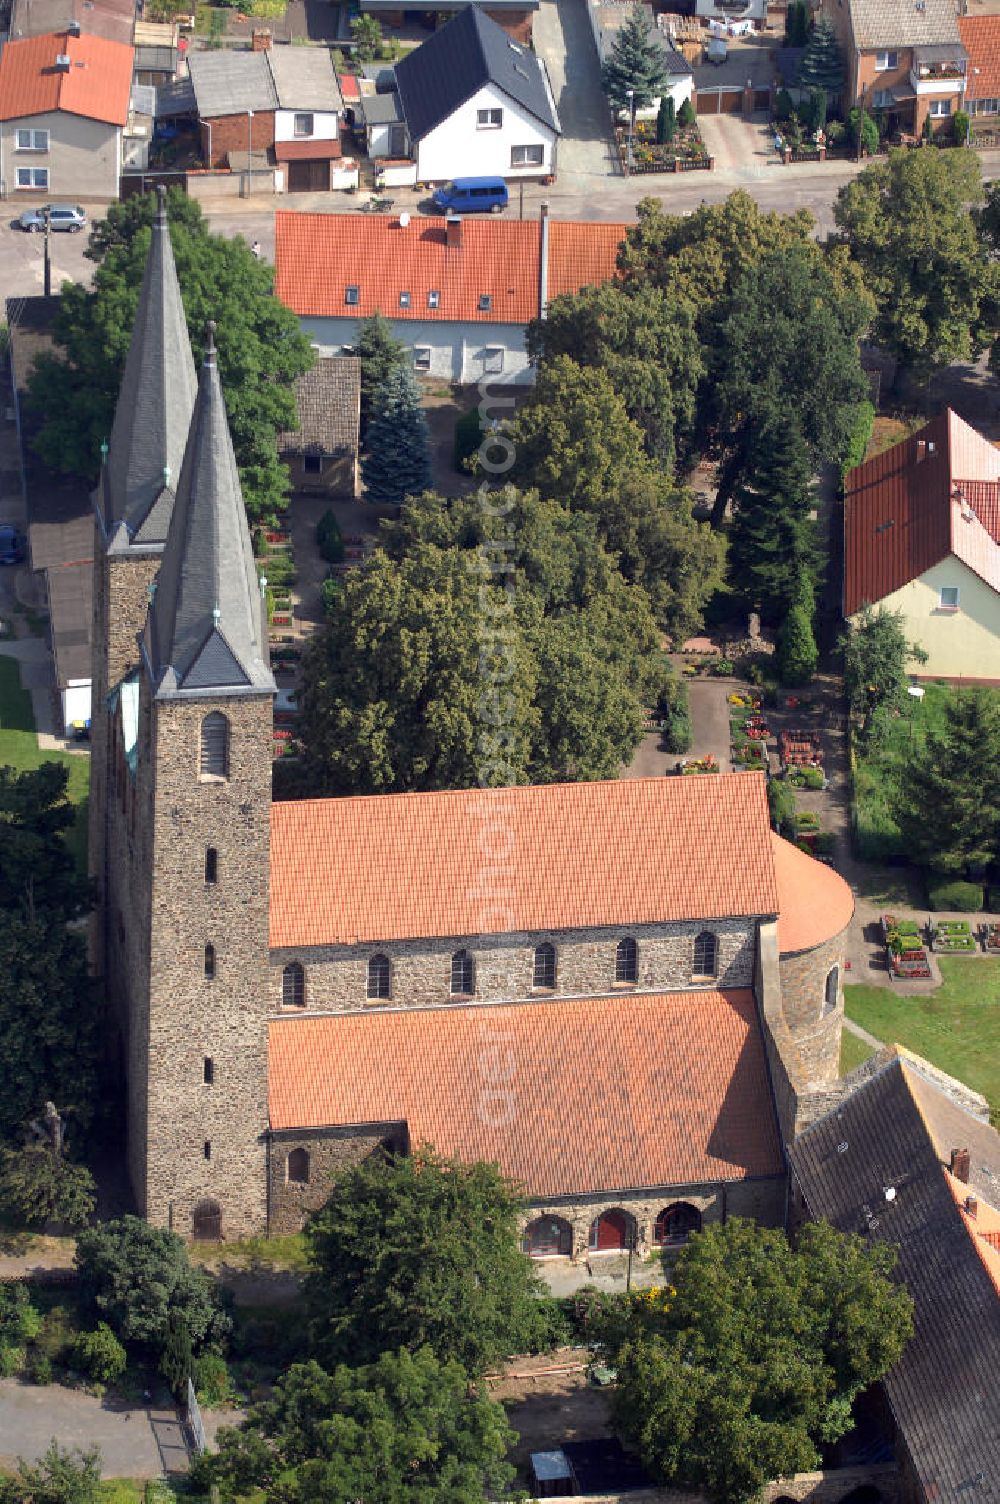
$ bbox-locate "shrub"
[825,118,846,145]
[0,1147,96,1231]
[35,1304,79,1365]
[678,98,696,128]
[316,509,345,566]
[0,1283,42,1345]
[848,107,879,154]
[768,778,797,839]
[952,109,970,144]
[656,95,676,145]
[28,1352,53,1385]
[777,604,818,685]
[453,406,484,472]
[656,678,692,754]
[0,1343,25,1377]
[193,1350,237,1407]
[73,1322,127,1385]
[774,89,794,123]
[927,878,983,913]
[789,766,824,790]
[842,400,875,475]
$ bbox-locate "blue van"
[432,177,509,214]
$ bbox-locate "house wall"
[274,108,340,142]
[414,81,555,182]
[269,916,758,1014]
[862,554,1000,681]
[282,451,358,498]
[200,110,276,168]
[0,111,121,199]
[299,314,533,384]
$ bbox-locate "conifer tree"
[355,310,407,443]
[777,578,818,685]
[797,17,845,93]
[656,95,676,146]
[601,6,669,115]
[892,690,1000,875]
[728,421,818,622]
[159,1310,193,1399]
[361,366,432,505]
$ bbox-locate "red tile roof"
[843,408,1000,615]
[545,219,631,303]
[959,17,1000,102]
[772,833,855,954]
[267,988,783,1194]
[0,30,133,124]
[274,210,542,324]
[269,772,780,949]
[274,138,342,162]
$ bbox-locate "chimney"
[950,1147,970,1183]
[54,52,71,70]
[965,1195,978,1219]
[916,439,926,462]
[251,26,272,49]
[67,17,80,34]
[445,215,462,250]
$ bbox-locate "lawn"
[844,954,1000,1110]
[839,1027,876,1076]
[0,655,89,872]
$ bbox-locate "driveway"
[533,0,617,183]
[696,114,775,175]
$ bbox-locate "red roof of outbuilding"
[267,988,784,1193]
[0,30,133,124]
[274,138,342,161]
[959,16,1000,102]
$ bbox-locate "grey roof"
[96,189,197,556]
[267,45,343,112]
[361,88,405,125]
[155,77,196,119]
[144,330,275,701]
[790,1056,1000,1504]
[278,357,361,455]
[187,50,278,118]
[395,5,560,142]
[9,0,134,45]
[848,0,960,51]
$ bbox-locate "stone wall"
[269,918,757,1015]
[778,929,847,1096]
[269,1124,407,1233]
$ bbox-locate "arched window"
[282,961,305,1009]
[451,948,475,996]
[588,1209,632,1252]
[287,1147,310,1185]
[192,1199,222,1241]
[522,1216,573,1257]
[200,712,229,778]
[368,953,391,1000]
[693,931,718,979]
[615,937,638,984]
[205,847,218,884]
[204,943,216,979]
[823,965,840,1017]
[533,942,556,990]
[653,1202,702,1247]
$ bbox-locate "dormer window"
[345,286,360,306]
[399,291,411,308]
[428,290,440,309]
[478,294,492,312]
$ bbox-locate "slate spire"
[96,186,197,553]
[143,324,274,700]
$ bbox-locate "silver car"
[17,204,87,233]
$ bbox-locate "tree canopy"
[25,189,314,528]
[355,309,408,442]
[304,1149,558,1374]
[728,418,819,621]
[891,688,1000,875]
[610,1219,913,1504]
[796,16,845,92]
[601,5,669,114]
[839,603,928,745]
[361,364,433,504]
[193,1349,516,1504]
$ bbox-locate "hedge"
[316,509,345,565]
[927,878,984,913]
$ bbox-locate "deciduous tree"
[891,689,1000,875]
[0,1143,95,1230]
[839,603,928,743]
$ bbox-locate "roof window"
[478,294,492,312]
[428,289,440,309]
[399,290,411,308]
[345,285,360,306]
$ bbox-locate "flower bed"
[985,923,1000,953]
[778,728,822,768]
[787,765,825,790]
[930,920,977,954]
[881,913,921,943]
[676,755,719,775]
[889,949,932,979]
[617,120,710,175]
[732,740,766,767]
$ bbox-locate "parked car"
[0,525,25,564]
[432,177,508,213]
[17,204,87,233]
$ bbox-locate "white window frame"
[477,106,503,128]
[939,586,960,610]
[427,289,440,309]
[972,97,999,115]
[874,50,899,71]
[928,97,952,116]
[15,166,48,189]
[511,143,544,166]
[293,112,314,137]
[413,345,431,371]
[482,346,504,374]
[16,128,49,151]
[399,290,411,309]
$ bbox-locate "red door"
[593,1210,629,1251]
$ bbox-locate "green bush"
[656,678,692,754]
[848,107,879,154]
[0,1342,25,1377]
[193,1350,237,1407]
[73,1322,127,1385]
[260,553,295,588]
[28,1351,53,1385]
[952,109,970,144]
[789,766,824,790]
[843,400,875,475]
[774,89,794,123]
[453,407,484,472]
[777,604,818,685]
[678,98,696,128]
[36,1303,80,1365]
[0,1284,42,1345]
[825,118,846,145]
[316,509,345,566]
[768,778,797,840]
[927,878,983,913]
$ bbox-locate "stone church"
[89,191,855,1256]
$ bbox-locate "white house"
[590,2,694,121]
[393,5,560,183]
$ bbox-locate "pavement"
[0,1379,188,1478]
[696,114,776,175]
[532,0,618,185]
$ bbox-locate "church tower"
[121,324,276,1238]
[89,186,197,977]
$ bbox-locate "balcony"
[910,46,967,96]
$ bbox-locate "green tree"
[601,5,668,114]
[611,1219,913,1504]
[834,148,996,377]
[0,763,89,921]
[24,190,313,528]
[796,16,844,93]
[891,689,1000,875]
[784,0,808,45]
[361,365,433,505]
[728,420,819,620]
[839,603,928,743]
[75,1216,230,1356]
[777,581,819,686]
[0,1443,102,1504]
[159,1310,194,1398]
[656,94,675,145]
[355,309,407,441]
[0,1144,95,1230]
[72,1323,127,1386]
[305,1150,556,1373]
[193,1349,515,1504]
[349,12,383,60]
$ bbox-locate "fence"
[185,1376,207,1455]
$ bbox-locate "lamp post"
[42,203,51,297]
[247,108,254,198]
[626,88,635,173]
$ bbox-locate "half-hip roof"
[394,4,560,141]
[0,30,133,124]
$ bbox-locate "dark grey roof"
[143,330,275,701]
[187,50,278,118]
[395,5,559,142]
[790,1057,1000,1504]
[362,88,405,126]
[278,357,361,455]
[155,77,196,119]
[96,189,197,557]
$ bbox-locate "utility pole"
[43,204,51,297]
[247,108,254,198]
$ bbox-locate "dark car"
[0,525,25,564]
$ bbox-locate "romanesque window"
[533,942,556,990]
[522,1216,572,1257]
[823,965,839,1016]
[451,949,475,996]
[204,943,216,979]
[282,961,305,1009]
[692,931,718,979]
[588,1209,632,1252]
[287,1147,310,1184]
[200,712,229,778]
[368,953,391,1000]
[653,1202,702,1246]
[205,848,218,884]
[615,937,638,984]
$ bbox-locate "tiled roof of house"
[947,1173,1000,1294]
[545,219,631,303]
[843,408,1000,615]
[394,4,559,141]
[274,211,542,325]
[771,833,854,954]
[791,1057,1000,1504]
[187,50,278,117]
[960,16,1000,100]
[273,138,342,162]
[267,44,343,112]
[0,30,133,124]
[277,356,360,455]
[847,0,960,50]
[9,0,134,45]
[268,988,783,1195]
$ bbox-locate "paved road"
[0,213,93,300]
[532,0,617,184]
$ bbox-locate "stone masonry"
[269,1125,407,1234]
